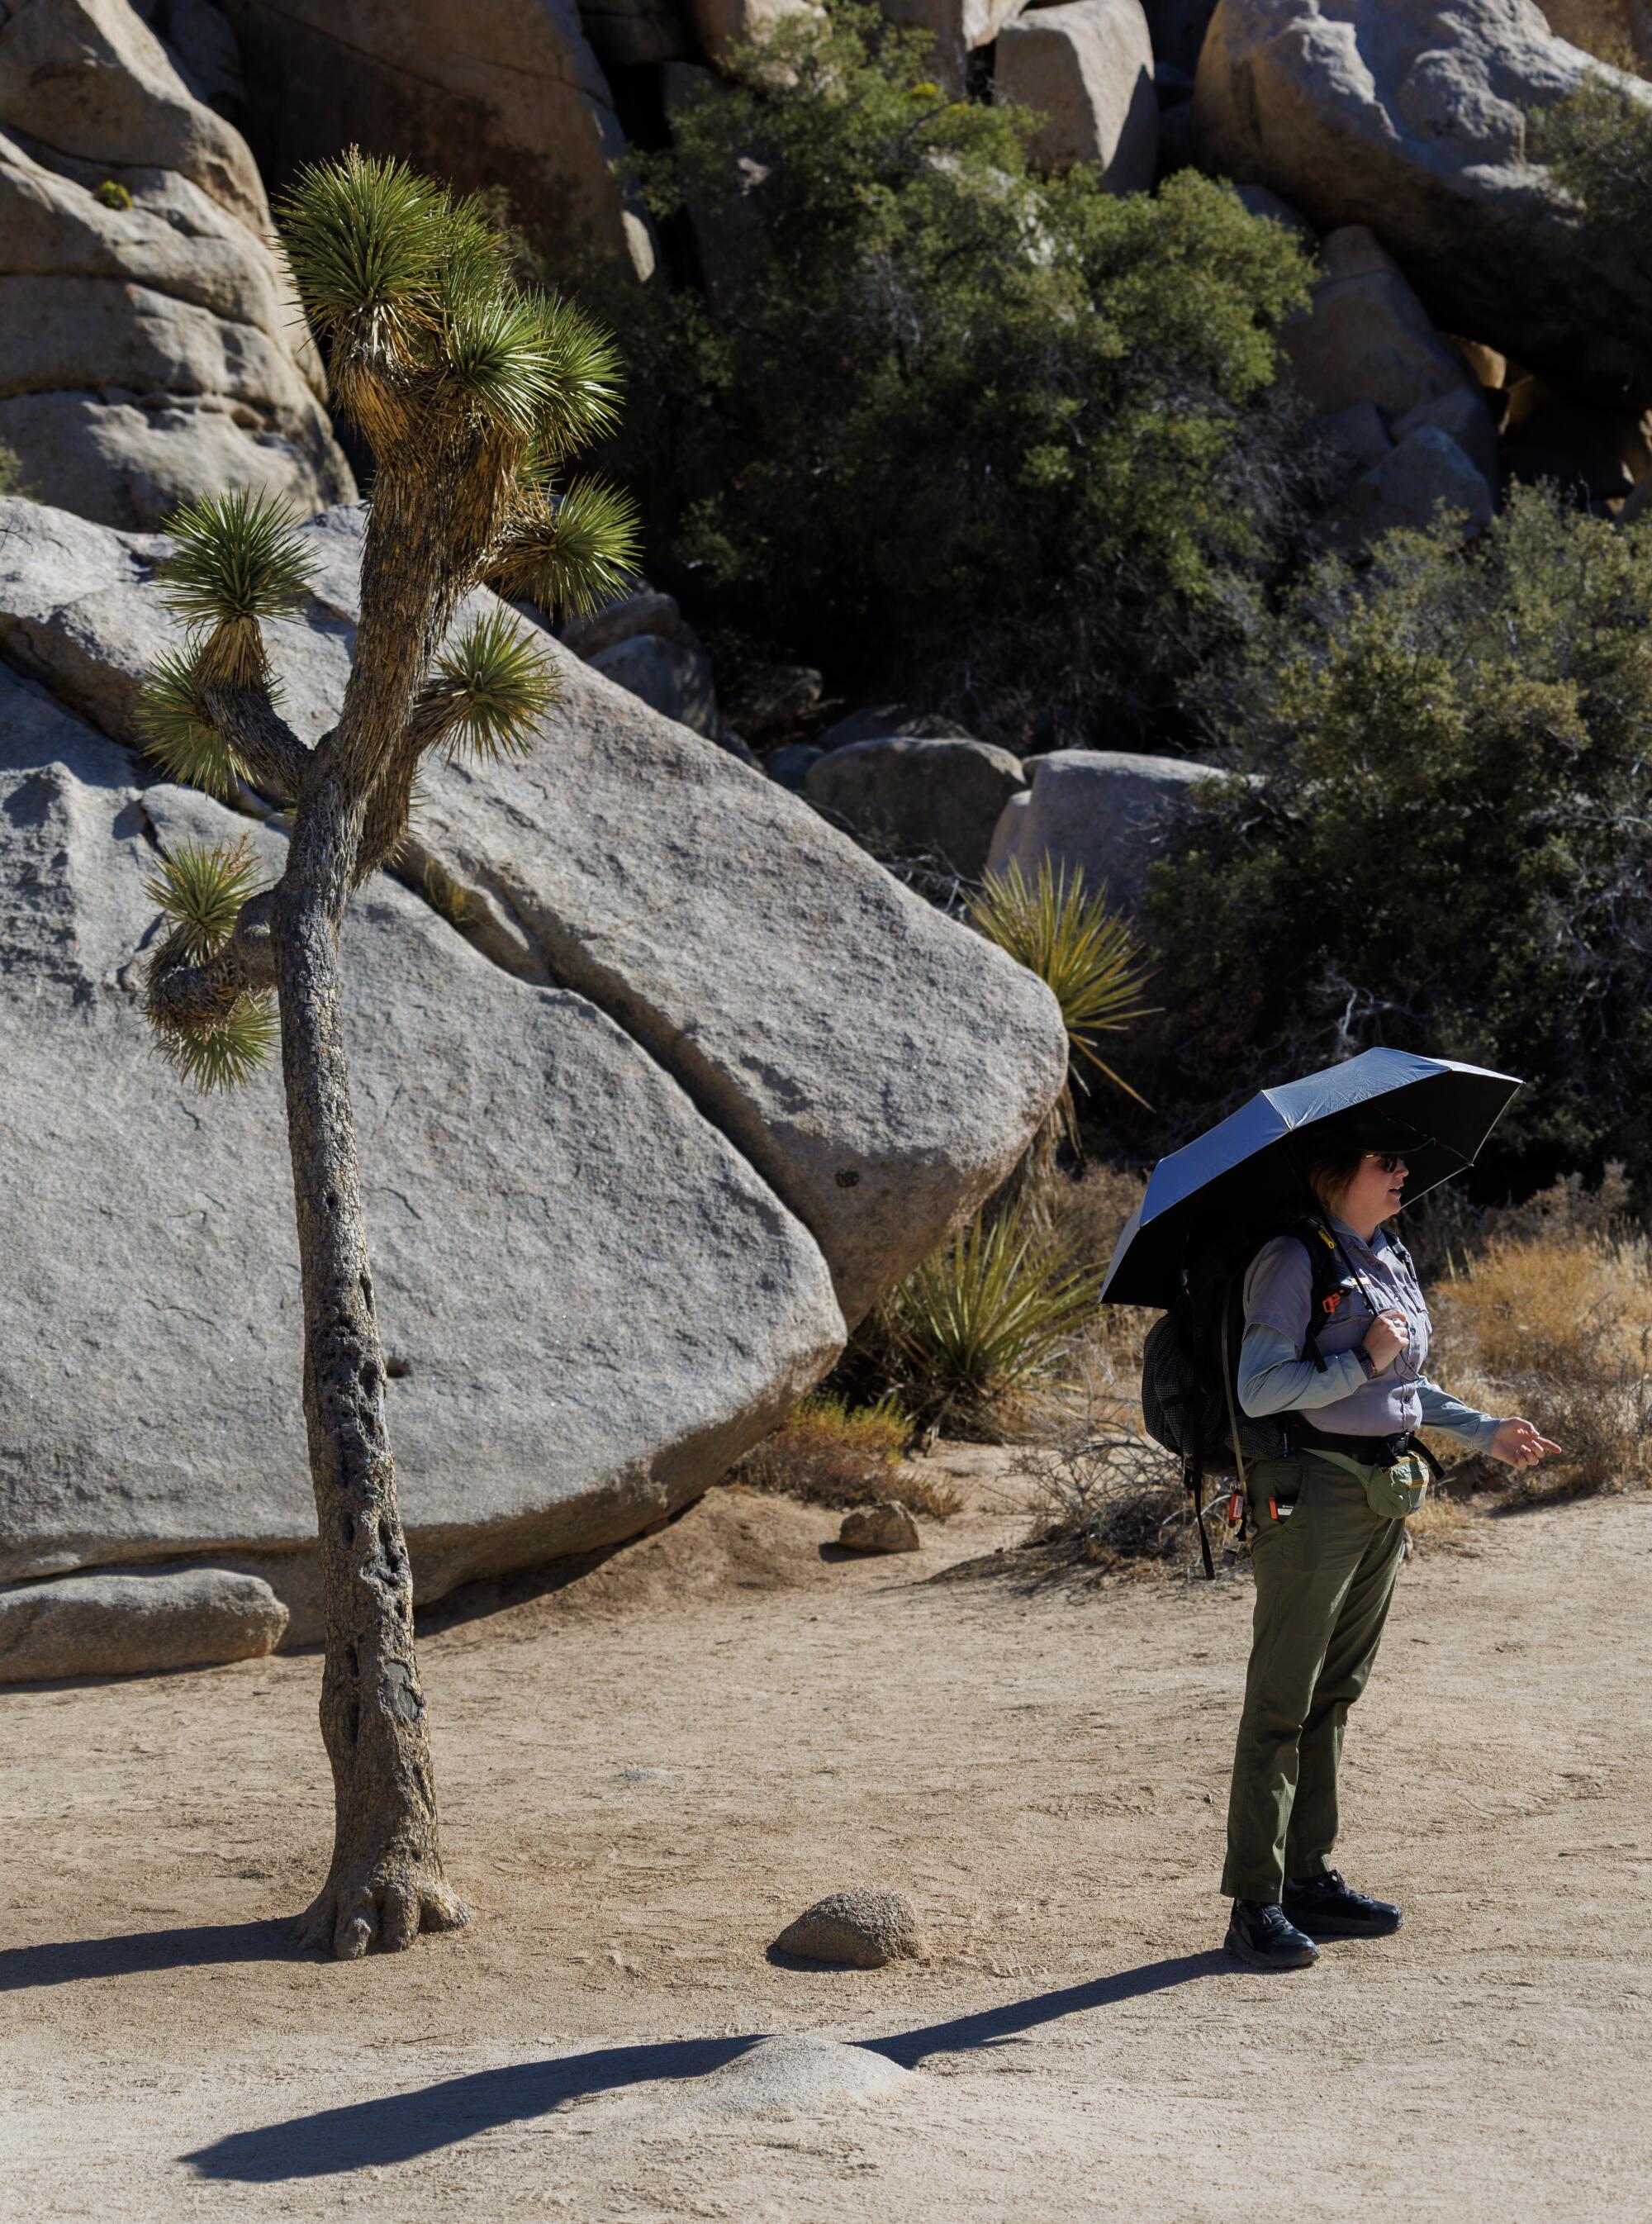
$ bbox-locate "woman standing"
[1222,1114,1558,1972]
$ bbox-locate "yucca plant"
[968,859,1154,1202]
[135,151,638,1962]
[870,1199,1103,1438]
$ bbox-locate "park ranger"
[1222,1114,1559,1972]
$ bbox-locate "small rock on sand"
[838,1502,922,1554]
[774,1889,929,1968]
[690,2034,917,2112]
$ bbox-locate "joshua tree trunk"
[277,796,463,1958]
[136,152,637,1956]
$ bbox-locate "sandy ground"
[2,1452,1649,2224]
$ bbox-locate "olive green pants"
[1221,1452,1407,1903]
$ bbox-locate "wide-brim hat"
[1320,1110,1444,1162]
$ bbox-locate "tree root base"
[294,1866,470,1960]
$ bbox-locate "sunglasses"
[1365,1152,1408,1174]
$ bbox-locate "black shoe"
[1223,1898,1319,1971]
[1282,1869,1403,1939]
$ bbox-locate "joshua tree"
[136,154,637,1958]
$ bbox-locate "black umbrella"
[1101,1049,1522,1310]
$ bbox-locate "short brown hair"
[1304,1146,1365,1220]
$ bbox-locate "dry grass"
[1428,1218,1652,1500]
[1404,1487,1483,1556]
[735,1393,965,1518]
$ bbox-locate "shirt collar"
[1329,1215,1390,1257]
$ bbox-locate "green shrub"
[1147,485,1652,1200]
[1530,56,1652,239]
[549,4,1313,748]
[96,178,135,211]
[0,443,30,498]
[848,1196,1102,1437]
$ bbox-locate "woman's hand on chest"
[1362,1307,1411,1374]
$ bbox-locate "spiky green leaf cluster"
[135,649,246,798]
[434,608,559,762]
[158,487,313,634]
[158,995,278,1093]
[278,152,628,454]
[486,478,642,618]
[143,834,267,962]
[519,293,625,457]
[277,151,453,336]
[443,292,557,434]
[873,1196,1101,1431]
[970,860,1154,1105]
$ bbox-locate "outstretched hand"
[1490,1417,1562,1470]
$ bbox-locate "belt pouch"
[1314,1447,1430,1520]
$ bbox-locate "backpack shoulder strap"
[1250,1216,1343,1373]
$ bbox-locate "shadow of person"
[860,1951,1232,2069]
[0,1918,293,1991]
[183,1951,1230,2183]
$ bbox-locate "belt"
[1295,1420,1415,1462]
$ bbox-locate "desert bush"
[842,1196,1102,1438]
[1149,485,1652,1200]
[544,4,1314,748]
[1428,1217,1652,1499]
[1531,55,1652,240]
[0,443,30,498]
[1014,1394,1190,1571]
[737,1391,963,1516]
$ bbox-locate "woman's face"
[1341,1150,1408,1231]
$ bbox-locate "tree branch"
[351,677,470,889]
[197,682,312,802]
[145,889,278,1036]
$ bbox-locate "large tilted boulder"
[0,662,847,1643]
[0,500,1068,1662]
[985,748,1215,911]
[0,0,354,530]
[1193,0,1652,399]
[996,0,1159,185]
[804,735,1027,878]
[0,497,1069,1327]
[216,0,655,278]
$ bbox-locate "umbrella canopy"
[1101,1049,1522,1309]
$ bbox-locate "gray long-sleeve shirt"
[1236,1219,1498,1453]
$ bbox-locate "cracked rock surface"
[0,0,355,527]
